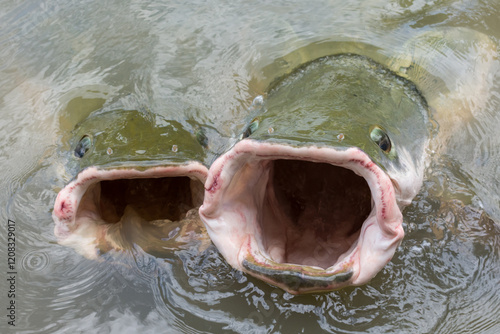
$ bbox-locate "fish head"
[200,54,430,294]
[53,108,209,258]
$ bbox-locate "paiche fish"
[199,28,497,294]
[53,107,211,258]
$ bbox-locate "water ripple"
[22,250,50,272]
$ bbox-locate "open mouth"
[53,163,208,258]
[199,139,404,294]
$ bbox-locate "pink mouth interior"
[200,140,405,292]
[230,159,373,269]
[262,160,372,268]
[53,165,208,255]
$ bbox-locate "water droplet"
[268,127,274,134]
[22,251,49,272]
[107,147,113,155]
[136,150,146,154]
[172,145,178,152]
[337,133,345,141]
[252,95,264,107]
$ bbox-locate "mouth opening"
[53,164,208,258]
[200,140,403,293]
[261,160,372,269]
[96,177,199,224]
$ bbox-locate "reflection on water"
[0,0,499,333]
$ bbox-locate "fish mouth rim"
[52,162,208,256]
[199,139,404,294]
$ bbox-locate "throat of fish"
[76,176,205,251]
[242,159,373,269]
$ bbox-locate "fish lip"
[52,162,208,257]
[200,139,404,293]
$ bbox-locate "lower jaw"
[241,246,359,294]
[242,257,355,294]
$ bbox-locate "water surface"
[1,0,499,333]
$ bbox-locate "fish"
[199,28,497,294]
[52,107,211,258]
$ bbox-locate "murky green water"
[1,0,499,333]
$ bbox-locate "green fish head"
[71,108,207,169]
[200,54,431,294]
[53,108,209,258]
[248,54,430,178]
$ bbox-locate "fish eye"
[195,128,209,148]
[74,135,92,158]
[370,126,392,153]
[242,118,260,139]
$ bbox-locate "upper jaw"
[53,162,208,258]
[199,139,404,294]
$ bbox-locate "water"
[1,0,499,332]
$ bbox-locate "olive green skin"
[71,109,207,171]
[245,54,431,175]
